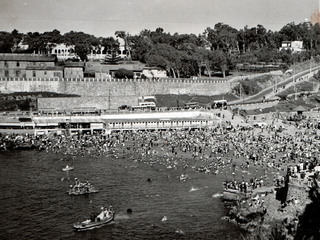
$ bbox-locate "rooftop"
[0,53,56,62]
[26,66,64,71]
[63,62,85,68]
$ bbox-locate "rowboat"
[68,186,99,195]
[68,179,99,195]
[62,165,74,171]
[179,174,188,181]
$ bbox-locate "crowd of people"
[0,113,319,188]
[68,178,98,195]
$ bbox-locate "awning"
[33,117,103,124]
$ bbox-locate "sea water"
[0,150,246,240]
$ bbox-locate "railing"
[0,77,229,84]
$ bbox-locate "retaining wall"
[38,96,138,110]
[0,78,230,96]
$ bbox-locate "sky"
[0,0,318,37]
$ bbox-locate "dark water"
[0,150,245,240]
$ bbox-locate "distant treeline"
[1,21,320,78]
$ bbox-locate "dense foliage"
[114,68,134,79]
[1,21,320,78]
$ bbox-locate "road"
[229,65,320,104]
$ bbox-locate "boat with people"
[62,165,74,171]
[73,206,114,231]
[179,174,189,181]
[68,178,99,195]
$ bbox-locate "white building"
[279,41,305,53]
[142,67,167,79]
[50,43,78,60]
[28,110,218,135]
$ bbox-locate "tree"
[0,31,14,53]
[10,29,24,52]
[256,24,268,48]
[114,68,134,79]
[211,50,228,78]
[101,37,120,64]
[279,49,294,65]
[146,43,184,78]
[74,43,90,61]
[205,23,238,53]
[128,35,152,62]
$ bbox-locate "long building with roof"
[0,110,219,135]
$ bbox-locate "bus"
[184,102,199,109]
[131,102,156,111]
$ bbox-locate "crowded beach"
[0,109,319,238]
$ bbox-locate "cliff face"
[294,184,320,240]
[223,180,319,240]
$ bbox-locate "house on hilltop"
[50,37,129,61]
[279,41,305,53]
[50,43,78,61]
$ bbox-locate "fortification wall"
[38,96,138,110]
[0,78,231,96]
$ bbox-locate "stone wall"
[0,78,231,96]
[38,96,138,110]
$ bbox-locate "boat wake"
[114,213,130,220]
[189,187,199,192]
[175,229,185,235]
[212,192,223,198]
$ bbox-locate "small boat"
[68,179,99,195]
[68,186,99,195]
[73,207,114,231]
[179,174,188,181]
[62,165,74,171]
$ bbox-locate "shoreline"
[1,110,319,239]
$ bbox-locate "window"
[4,61,8,68]
[44,71,47,76]
[16,70,20,77]
[54,72,61,77]
[4,70,9,77]
[33,71,36,77]
[16,62,20,67]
